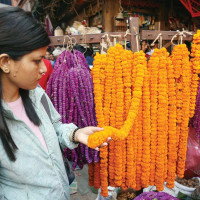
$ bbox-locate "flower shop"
[47,24,200,200]
[14,0,200,199]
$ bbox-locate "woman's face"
[50,54,54,61]
[45,51,50,60]
[2,46,47,90]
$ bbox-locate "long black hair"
[0,7,50,161]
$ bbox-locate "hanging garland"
[89,44,147,196]
[191,30,200,138]
[88,39,198,196]
[47,50,99,169]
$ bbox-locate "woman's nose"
[40,60,47,74]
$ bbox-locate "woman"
[0,7,108,200]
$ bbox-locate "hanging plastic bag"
[185,127,200,176]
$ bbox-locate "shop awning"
[179,0,200,17]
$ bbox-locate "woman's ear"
[0,54,10,73]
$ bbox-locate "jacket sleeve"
[0,185,7,200]
[44,92,79,150]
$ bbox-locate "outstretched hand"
[75,126,111,150]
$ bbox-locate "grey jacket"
[0,87,78,200]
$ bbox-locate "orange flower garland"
[100,47,115,197]
[190,30,200,117]
[123,50,135,188]
[148,49,159,186]
[93,162,101,189]
[121,49,133,190]
[166,56,177,188]
[176,44,191,178]
[141,67,151,188]
[88,163,94,187]
[88,39,199,195]
[136,101,142,191]
[88,50,146,148]
[113,45,124,187]
[155,48,168,191]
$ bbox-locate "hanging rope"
[151,33,162,48]
[159,34,163,48]
[171,30,193,45]
[110,34,121,46]
[124,29,131,50]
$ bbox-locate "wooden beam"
[141,30,194,41]
[49,32,131,46]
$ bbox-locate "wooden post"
[129,17,139,53]
[102,0,120,32]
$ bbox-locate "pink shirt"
[7,97,48,152]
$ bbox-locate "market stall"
[20,0,200,199]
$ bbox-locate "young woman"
[0,7,108,200]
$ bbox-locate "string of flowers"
[88,49,146,148]
[100,46,115,196]
[190,30,200,118]
[166,56,177,188]
[175,44,192,178]
[129,59,138,189]
[136,101,142,191]
[90,46,146,196]
[141,67,151,188]
[191,30,200,138]
[89,37,199,195]
[148,49,159,186]
[47,50,99,170]
[122,50,133,189]
[114,45,124,187]
[155,48,168,191]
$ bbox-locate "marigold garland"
[113,45,124,187]
[141,67,151,188]
[93,162,101,189]
[166,56,177,188]
[148,49,159,185]
[89,40,199,195]
[88,50,146,148]
[190,30,200,117]
[176,44,192,178]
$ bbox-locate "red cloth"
[39,59,53,91]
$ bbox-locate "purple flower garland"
[47,49,99,169]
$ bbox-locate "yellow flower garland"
[148,49,159,185]
[166,56,177,188]
[88,50,146,148]
[141,67,151,188]
[176,44,192,178]
[155,48,168,191]
[190,30,200,117]
[89,39,199,195]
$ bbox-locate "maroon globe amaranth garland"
[47,50,99,169]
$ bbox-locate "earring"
[4,68,9,73]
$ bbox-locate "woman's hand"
[75,126,111,150]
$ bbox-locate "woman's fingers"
[107,137,112,143]
[91,127,104,133]
[93,137,112,151]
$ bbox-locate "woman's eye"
[34,60,41,64]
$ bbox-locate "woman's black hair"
[0,7,50,161]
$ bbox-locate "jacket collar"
[2,87,45,120]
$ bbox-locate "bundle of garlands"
[87,42,199,197]
[46,50,99,169]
